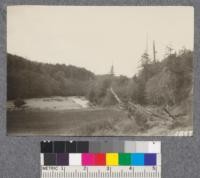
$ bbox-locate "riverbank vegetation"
[7,48,193,136]
[7,48,193,111]
[87,48,193,108]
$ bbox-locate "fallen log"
[109,87,175,128]
[163,107,176,120]
[110,87,122,104]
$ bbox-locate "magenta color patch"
[82,153,95,166]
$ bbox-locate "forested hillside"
[7,49,193,136]
[8,48,193,109]
[87,48,193,108]
[7,54,95,99]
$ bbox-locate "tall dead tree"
[153,40,157,63]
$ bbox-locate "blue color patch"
[131,153,144,166]
[144,153,157,166]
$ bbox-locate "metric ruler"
[40,141,161,178]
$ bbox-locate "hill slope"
[7,53,95,99]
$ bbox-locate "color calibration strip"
[41,141,161,178]
[41,152,158,166]
[40,141,161,166]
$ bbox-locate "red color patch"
[95,153,106,165]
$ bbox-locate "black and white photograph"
[7,6,193,136]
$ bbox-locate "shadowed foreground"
[7,108,139,136]
[7,106,192,136]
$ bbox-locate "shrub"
[14,98,26,108]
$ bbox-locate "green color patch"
[119,153,131,165]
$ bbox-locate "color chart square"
[66,141,76,153]
[144,153,157,166]
[77,141,89,153]
[56,153,69,166]
[124,141,136,153]
[41,142,53,153]
[106,153,118,166]
[69,153,81,165]
[119,153,131,165]
[82,153,95,166]
[54,141,65,153]
[95,153,106,165]
[148,142,161,153]
[44,153,56,166]
[131,153,144,166]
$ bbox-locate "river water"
[7,96,90,111]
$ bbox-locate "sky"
[7,6,194,77]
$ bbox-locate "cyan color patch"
[131,153,144,166]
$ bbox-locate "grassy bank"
[7,108,140,136]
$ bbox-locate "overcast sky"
[7,6,194,77]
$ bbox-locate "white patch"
[40,153,44,166]
[148,142,161,153]
[69,153,82,166]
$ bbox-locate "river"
[7,96,90,111]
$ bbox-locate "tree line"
[7,54,94,100]
[8,48,193,109]
[87,48,193,107]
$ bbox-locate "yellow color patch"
[106,153,119,166]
